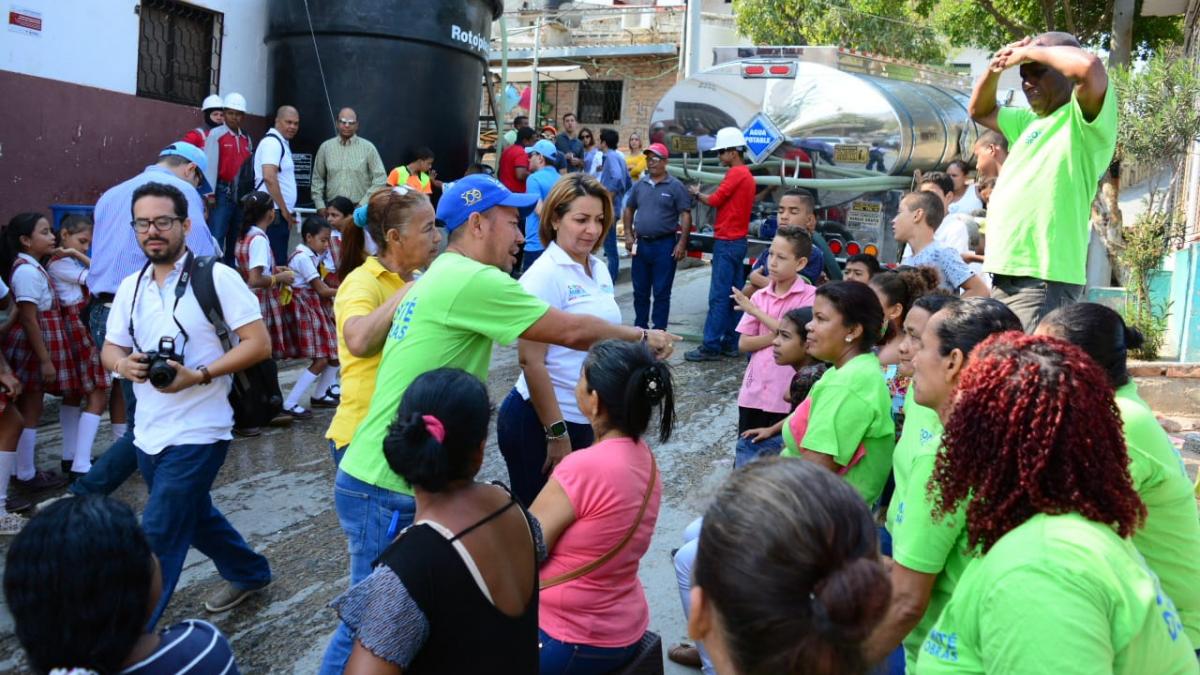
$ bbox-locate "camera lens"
[148,358,177,388]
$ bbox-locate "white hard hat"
[201,94,224,111]
[223,93,247,112]
[712,127,748,151]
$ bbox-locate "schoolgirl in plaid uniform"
[0,213,71,492]
[45,214,110,477]
[235,192,293,360]
[280,216,341,417]
[0,347,29,532]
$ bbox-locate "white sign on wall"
[8,6,42,37]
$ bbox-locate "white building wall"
[0,0,270,114]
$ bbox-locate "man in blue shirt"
[72,142,218,502]
[623,142,692,329]
[597,129,632,283]
[522,140,562,272]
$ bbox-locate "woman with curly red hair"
[1037,302,1200,652]
[914,333,1197,674]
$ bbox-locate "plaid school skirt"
[61,300,109,393]
[284,286,337,360]
[237,233,292,360]
[2,305,80,396]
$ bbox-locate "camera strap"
[128,250,194,354]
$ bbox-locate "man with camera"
[101,182,273,628]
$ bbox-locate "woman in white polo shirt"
[497,174,622,506]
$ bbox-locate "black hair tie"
[642,365,666,403]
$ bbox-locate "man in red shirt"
[499,126,536,193]
[686,127,755,361]
[203,93,253,261]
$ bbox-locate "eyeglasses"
[338,118,358,125]
[130,216,182,233]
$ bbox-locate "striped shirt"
[120,619,239,674]
[311,135,388,208]
[87,165,217,296]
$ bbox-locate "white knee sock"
[111,422,127,441]
[60,405,80,461]
[315,366,339,398]
[284,368,321,410]
[70,412,101,474]
[15,429,36,481]
[0,451,14,512]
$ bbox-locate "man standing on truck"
[968,32,1116,331]
[685,127,756,362]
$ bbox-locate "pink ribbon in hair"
[422,414,446,443]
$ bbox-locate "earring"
[844,335,853,343]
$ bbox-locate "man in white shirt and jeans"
[254,105,300,267]
[102,182,273,628]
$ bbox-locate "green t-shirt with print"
[340,252,550,494]
[984,89,1117,285]
[915,513,1198,675]
[886,388,974,673]
[1117,382,1200,647]
[781,352,895,504]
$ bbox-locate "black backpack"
[190,255,284,428]
[234,132,284,203]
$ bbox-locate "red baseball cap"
[644,143,669,159]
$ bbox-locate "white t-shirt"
[902,215,971,261]
[245,226,273,272]
[48,257,88,306]
[11,253,54,311]
[253,129,297,211]
[515,241,621,424]
[288,244,321,290]
[106,254,262,455]
[947,184,985,216]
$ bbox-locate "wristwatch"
[198,365,212,386]
[544,419,568,440]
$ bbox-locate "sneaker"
[232,426,262,438]
[0,512,28,536]
[684,348,721,363]
[308,394,338,409]
[268,413,294,427]
[6,495,34,514]
[326,384,341,399]
[721,347,742,358]
[668,642,702,668]
[284,405,313,420]
[204,580,268,613]
[12,470,69,492]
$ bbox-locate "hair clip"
[353,204,369,229]
[392,185,411,196]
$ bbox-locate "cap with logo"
[644,143,670,159]
[159,142,208,175]
[436,174,539,232]
[526,139,558,160]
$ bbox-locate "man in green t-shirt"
[968,32,1117,331]
[319,174,679,672]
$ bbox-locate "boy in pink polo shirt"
[730,228,815,467]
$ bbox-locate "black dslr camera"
[143,337,182,388]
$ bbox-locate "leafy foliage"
[1119,211,1173,361]
[731,0,948,63]
[1111,53,1200,174]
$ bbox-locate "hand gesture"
[273,267,296,286]
[542,435,572,475]
[0,372,23,397]
[740,427,775,443]
[992,36,1033,71]
[645,329,682,360]
[119,353,149,383]
[154,362,201,393]
[730,285,756,314]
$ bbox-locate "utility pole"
[1110,0,1135,69]
[685,0,702,77]
[530,13,542,127]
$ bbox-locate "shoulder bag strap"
[540,451,658,590]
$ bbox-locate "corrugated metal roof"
[489,42,677,61]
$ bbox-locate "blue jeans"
[267,211,292,271]
[539,628,640,675]
[603,225,620,284]
[496,389,594,507]
[734,433,783,468]
[701,238,747,353]
[138,440,271,629]
[209,181,238,263]
[319,469,417,674]
[631,235,678,330]
[71,300,138,496]
[328,439,346,467]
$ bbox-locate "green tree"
[928,0,1182,54]
[732,0,948,63]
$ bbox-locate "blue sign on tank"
[742,113,785,165]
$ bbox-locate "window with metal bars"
[136,0,223,106]
[578,80,624,125]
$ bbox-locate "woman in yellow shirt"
[625,132,647,181]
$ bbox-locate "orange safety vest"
[386,165,432,194]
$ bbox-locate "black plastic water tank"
[266,0,503,205]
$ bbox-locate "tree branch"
[1040,0,1057,31]
[1063,0,1077,35]
[972,0,1036,40]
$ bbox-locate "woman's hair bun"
[812,557,892,643]
[1123,324,1145,352]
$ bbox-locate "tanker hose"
[664,164,910,191]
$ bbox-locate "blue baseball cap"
[159,142,208,176]
[526,139,558,160]
[436,174,538,231]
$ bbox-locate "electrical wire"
[301,0,336,134]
